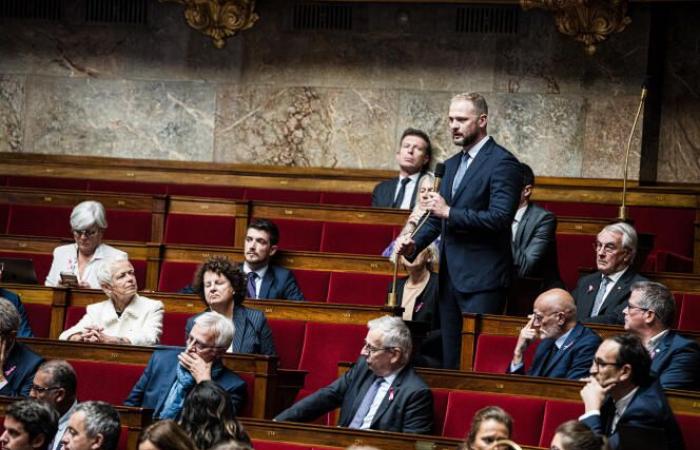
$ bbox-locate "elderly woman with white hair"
[45,200,127,289]
[59,258,164,345]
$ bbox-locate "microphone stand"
[619,84,647,221]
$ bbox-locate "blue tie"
[348,377,383,428]
[247,272,258,299]
[451,152,471,197]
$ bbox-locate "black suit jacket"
[512,203,563,290]
[650,331,700,390]
[0,342,44,397]
[411,138,522,294]
[371,177,419,209]
[274,357,433,434]
[392,272,440,328]
[243,264,304,301]
[571,268,647,324]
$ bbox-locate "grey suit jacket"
[571,268,647,324]
[512,203,563,290]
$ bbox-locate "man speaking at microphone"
[395,92,522,369]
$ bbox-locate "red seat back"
[68,360,144,404]
[556,234,595,290]
[6,176,88,190]
[542,202,617,219]
[0,252,53,285]
[65,306,87,330]
[0,204,9,233]
[319,192,372,207]
[8,205,72,238]
[87,180,167,195]
[679,294,700,332]
[158,261,199,292]
[473,335,539,374]
[320,222,396,255]
[432,388,450,437]
[161,312,193,346]
[272,219,323,252]
[105,211,153,242]
[327,272,392,306]
[268,319,307,370]
[164,214,236,246]
[117,427,129,450]
[237,372,255,417]
[167,184,245,199]
[676,413,700,450]
[291,270,329,302]
[23,304,52,338]
[629,206,695,258]
[539,400,584,447]
[244,188,321,204]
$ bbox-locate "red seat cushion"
[88,180,167,195]
[676,413,700,450]
[69,360,144,404]
[297,322,366,392]
[244,188,321,204]
[443,391,545,445]
[556,234,595,290]
[167,184,245,199]
[65,306,87,330]
[628,206,695,258]
[105,211,153,242]
[23,304,52,338]
[473,335,539,374]
[130,259,148,292]
[0,252,53,284]
[237,372,255,417]
[268,319,307,370]
[319,192,372,207]
[320,222,395,255]
[8,205,72,238]
[6,176,88,190]
[272,219,323,252]
[164,214,236,246]
[539,400,585,446]
[117,427,129,450]
[679,294,700,332]
[291,270,329,302]
[327,272,393,306]
[432,388,451,436]
[161,312,193,346]
[158,261,198,292]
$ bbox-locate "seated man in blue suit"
[0,288,33,337]
[0,298,43,397]
[624,280,700,390]
[242,219,304,301]
[579,334,684,450]
[275,316,433,434]
[508,289,600,380]
[124,311,247,419]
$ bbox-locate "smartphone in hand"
[60,272,79,287]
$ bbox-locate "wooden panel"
[252,202,408,225]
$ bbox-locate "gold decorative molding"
[521,0,632,55]
[160,0,259,49]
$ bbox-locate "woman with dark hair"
[138,420,197,450]
[551,421,609,450]
[179,381,251,450]
[185,256,275,355]
[464,406,513,450]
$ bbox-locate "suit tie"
[451,152,471,197]
[348,377,383,429]
[591,276,611,316]
[392,178,411,208]
[246,272,258,299]
[539,344,560,375]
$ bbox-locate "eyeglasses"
[593,242,620,254]
[72,228,99,238]
[186,335,224,352]
[30,384,61,393]
[626,303,652,313]
[362,342,395,355]
[592,358,622,369]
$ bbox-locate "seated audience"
[623,281,700,390]
[185,256,275,355]
[241,219,304,300]
[179,381,252,450]
[0,297,43,397]
[0,288,33,337]
[511,163,563,291]
[579,334,683,450]
[138,420,197,450]
[45,201,127,289]
[29,360,79,450]
[125,312,247,419]
[275,315,433,434]
[59,258,163,345]
[0,399,59,450]
[61,401,120,450]
[508,289,600,380]
[372,127,432,209]
[551,420,609,450]
[393,243,439,326]
[463,406,512,450]
[571,222,647,325]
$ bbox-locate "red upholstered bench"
[672,293,683,329]
[539,400,584,447]
[68,360,144,404]
[0,251,53,283]
[473,335,539,374]
[327,272,393,306]
[272,219,323,252]
[167,184,245,199]
[87,180,168,195]
[628,206,695,259]
[291,269,329,302]
[237,372,255,417]
[655,251,693,273]
[164,213,236,246]
[102,210,154,242]
[268,319,307,370]
[158,261,199,293]
[64,306,86,330]
[319,191,372,207]
[676,413,700,450]
[161,312,192,346]
[320,222,398,255]
[556,233,595,290]
[6,176,89,190]
[431,388,451,437]
[117,427,129,450]
[442,391,545,446]
[244,188,321,204]
[678,294,700,332]
[23,304,52,338]
[542,202,617,219]
[7,205,72,238]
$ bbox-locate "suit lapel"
[452,139,493,202]
[515,204,533,245]
[232,308,246,352]
[542,324,581,375]
[651,332,673,372]
[259,270,274,299]
[599,269,634,314]
[370,368,407,426]
[531,339,555,377]
[580,275,603,317]
[342,373,378,426]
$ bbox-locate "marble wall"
[0,0,695,182]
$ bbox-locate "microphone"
[619,78,648,221]
[411,163,446,238]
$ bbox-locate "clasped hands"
[69,326,127,345]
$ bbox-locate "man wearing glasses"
[0,298,43,397]
[275,316,433,434]
[579,334,683,450]
[124,312,246,419]
[29,360,78,450]
[623,281,700,390]
[571,222,647,325]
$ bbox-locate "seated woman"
[551,420,609,450]
[45,200,127,289]
[185,256,276,355]
[59,258,164,345]
[463,406,513,450]
[394,242,439,325]
[138,420,197,450]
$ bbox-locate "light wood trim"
[252,202,408,225]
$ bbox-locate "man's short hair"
[367,316,412,365]
[601,222,638,262]
[6,399,59,450]
[37,360,77,397]
[0,297,20,334]
[521,163,535,189]
[193,312,234,349]
[400,127,433,164]
[451,92,488,116]
[610,334,652,387]
[247,219,280,246]
[554,420,608,450]
[631,281,676,328]
[73,401,121,450]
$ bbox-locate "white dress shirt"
[359,371,399,429]
[393,172,421,210]
[51,400,78,450]
[45,243,127,288]
[599,267,628,302]
[242,262,269,298]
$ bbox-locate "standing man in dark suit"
[0,298,43,397]
[396,92,522,369]
[579,334,684,450]
[571,222,647,325]
[508,289,600,380]
[274,316,433,434]
[243,219,304,301]
[623,281,700,390]
[372,128,432,209]
[511,163,563,291]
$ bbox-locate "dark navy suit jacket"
[243,264,304,301]
[0,288,33,337]
[508,323,600,380]
[412,138,522,295]
[371,177,419,209]
[571,268,647,325]
[651,331,700,390]
[581,381,684,450]
[185,306,276,356]
[124,347,247,418]
[0,342,43,397]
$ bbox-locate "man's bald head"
[532,289,577,340]
[534,289,576,319]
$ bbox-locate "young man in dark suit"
[0,298,43,398]
[396,92,522,369]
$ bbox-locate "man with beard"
[396,92,522,369]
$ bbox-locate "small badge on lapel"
[4,365,16,377]
[587,285,594,293]
[415,302,424,313]
[388,387,395,401]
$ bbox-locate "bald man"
[508,289,601,380]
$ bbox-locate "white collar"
[555,326,575,349]
[464,135,491,160]
[243,262,268,280]
[603,266,628,284]
[514,204,528,223]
